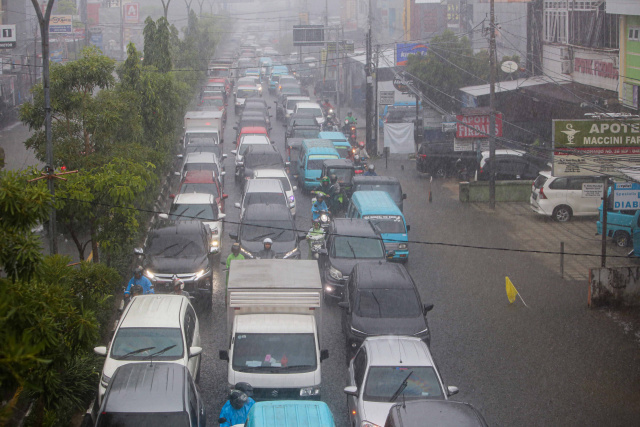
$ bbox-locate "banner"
[396,43,428,66]
[384,123,415,154]
[50,15,72,34]
[456,114,503,138]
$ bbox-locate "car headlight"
[329,266,343,281]
[194,269,210,280]
[320,213,328,222]
[240,247,254,259]
[282,248,299,259]
[210,240,219,248]
[144,270,155,280]
[299,386,320,397]
[101,373,111,389]
[398,243,408,249]
[361,422,381,427]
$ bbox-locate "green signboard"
[554,119,640,148]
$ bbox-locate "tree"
[143,17,172,72]
[0,169,52,281]
[406,30,490,111]
[143,16,157,68]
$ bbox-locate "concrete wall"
[589,266,640,307]
[459,180,532,203]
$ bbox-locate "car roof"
[246,144,280,155]
[173,192,216,205]
[387,400,487,426]
[240,135,270,144]
[296,102,322,109]
[244,203,292,220]
[480,149,525,159]
[331,218,379,237]
[185,152,219,162]
[121,295,187,328]
[103,363,187,413]
[253,168,288,178]
[353,175,401,185]
[351,191,401,213]
[185,126,220,134]
[240,126,268,134]
[245,178,284,193]
[353,262,414,289]
[150,221,205,237]
[183,170,216,183]
[237,85,259,90]
[363,335,435,367]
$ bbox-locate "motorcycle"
[311,191,332,230]
[342,119,357,146]
[308,230,326,260]
[455,159,472,182]
[323,112,339,131]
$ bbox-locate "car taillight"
[538,187,547,199]
[419,154,426,159]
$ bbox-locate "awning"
[459,76,570,98]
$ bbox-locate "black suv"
[338,263,433,360]
[237,145,287,185]
[135,221,214,308]
[320,219,387,300]
[95,363,205,427]
[229,203,303,259]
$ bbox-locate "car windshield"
[355,288,422,318]
[232,333,317,372]
[287,100,306,109]
[183,163,218,176]
[202,98,224,107]
[332,236,384,258]
[210,68,229,78]
[241,219,295,242]
[245,153,283,169]
[239,139,270,156]
[365,215,406,234]
[292,129,319,138]
[534,175,548,189]
[110,328,184,360]
[335,147,351,159]
[307,155,338,171]
[146,232,206,257]
[97,412,190,427]
[185,144,222,158]
[281,86,301,95]
[245,192,286,207]
[363,366,444,402]
[237,89,259,98]
[186,133,218,144]
[290,118,317,127]
[327,168,353,183]
[180,183,219,198]
[356,184,402,203]
[169,202,218,221]
[298,107,322,117]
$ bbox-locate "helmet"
[229,390,248,410]
[358,141,365,148]
[231,242,241,254]
[172,274,184,290]
[330,174,337,183]
[321,176,330,184]
[369,164,375,171]
[263,238,273,246]
[316,193,324,200]
[235,382,253,397]
[313,218,322,227]
[348,111,352,116]
[134,266,143,275]
[354,155,360,161]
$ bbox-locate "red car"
[235,125,269,146]
[172,170,228,213]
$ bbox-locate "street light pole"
[489,0,496,209]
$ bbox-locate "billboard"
[123,3,139,24]
[50,16,73,34]
[456,114,503,138]
[396,43,428,66]
[553,119,640,177]
[0,25,17,49]
[293,25,324,46]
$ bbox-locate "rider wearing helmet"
[307,219,326,259]
[355,140,369,160]
[363,163,377,176]
[328,174,342,212]
[124,266,154,297]
[171,274,190,298]
[257,237,276,259]
[320,175,330,192]
[226,243,245,283]
[219,388,254,427]
[312,193,329,221]
[345,111,356,124]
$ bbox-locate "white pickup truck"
[219,259,329,400]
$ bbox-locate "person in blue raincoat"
[312,193,329,221]
[124,266,154,297]
[219,387,255,427]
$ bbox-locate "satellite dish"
[501,61,518,74]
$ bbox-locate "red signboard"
[456,113,503,138]
[123,3,139,24]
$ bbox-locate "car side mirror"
[221,171,226,176]
[338,301,349,310]
[94,346,107,356]
[219,350,229,361]
[229,232,238,240]
[447,386,459,397]
[174,171,181,176]
[320,349,329,361]
[189,346,203,358]
[403,193,407,200]
[406,225,411,232]
[158,213,169,220]
[344,386,358,397]
[222,154,228,160]
[218,213,226,220]
[222,194,229,200]
[423,303,434,315]
[234,202,241,209]
[230,150,237,155]
[134,247,144,255]
[285,161,290,167]
[292,186,297,191]
[169,194,176,199]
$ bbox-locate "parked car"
[133,221,217,296]
[320,218,387,300]
[94,295,202,404]
[530,171,603,222]
[344,336,458,427]
[385,400,487,427]
[229,203,303,259]
[95,362,205,427]
[251,168,297,216]
[235,178,291,218]
[416,140,476,178]
[338,263,433,360]
[476,149,550,181]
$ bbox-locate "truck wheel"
[552,205,572,222]
[614,231,631,247]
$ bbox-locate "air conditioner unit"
[561,59,573,74]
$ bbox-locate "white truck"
[219,259,329,400]
[184,110,223,130]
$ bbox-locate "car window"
[245,192,286,206]
[111,328,184,360]
[185,306,196,348]
[549,177,569,190]
[533,174,548,189]
[353,348,367,388]
[180,183,219,198]
[331,236,385,258]
[363,366,444,402]
[355,288,422,318]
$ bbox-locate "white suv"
[252,169,297,216]
[344,336,458,427]
[166,193,225,253]
[530,171,603,222]
[94,295,202,405]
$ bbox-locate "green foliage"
[406,30,490,111]
[143,17,172,72]
[0,169,51,281]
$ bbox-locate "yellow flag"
[506,277,517,304]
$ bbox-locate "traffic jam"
[90,30,487,427]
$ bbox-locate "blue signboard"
[90,33,103,51]
[614,182,640,210]
[396,43,428,66]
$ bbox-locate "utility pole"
[489,0,496,209]
[365,0,375,155]
[374,44,379,152]
[29,0,56,254]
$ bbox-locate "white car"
[282,96,311,124]
[252,168,297,216]
[166,193,226,252]
[94,295,202,405]
[344,336,458,427]
[530,171,603,222]
[177,151,227,186]
[294,101,325,125]
[236,178,291,219]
